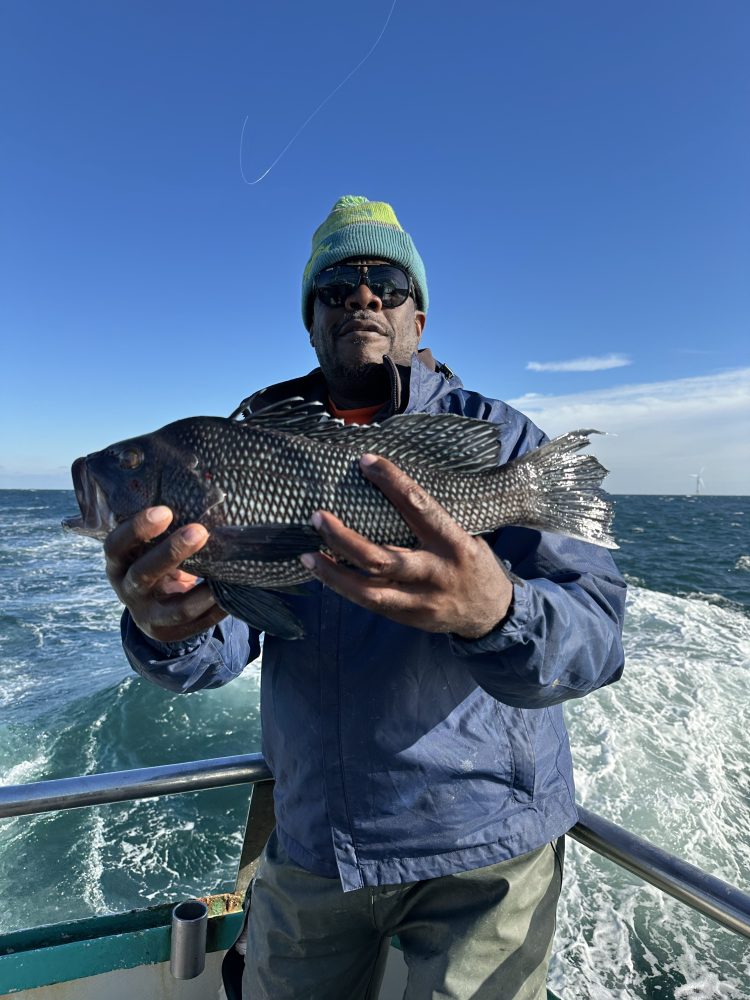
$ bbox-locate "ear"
[415,310,426,339]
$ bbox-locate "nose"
[344,278,382,312]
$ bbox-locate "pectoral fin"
[208,579,305,640]
[211,523,321,562]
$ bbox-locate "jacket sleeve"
[447,399,627,709]
[449,529,626,708]
[120,610,261,693]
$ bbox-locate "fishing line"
[239,0,398,185]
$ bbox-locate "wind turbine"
[690,468,705,495]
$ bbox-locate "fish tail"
[495,430,618,549]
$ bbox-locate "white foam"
[553,586,750,997]
[0,753,48,785]
[82,808,109,914]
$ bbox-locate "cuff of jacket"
[448,580,530,656]
[120,609,218,694]
[151,632,211,657]
[120,610,211,657]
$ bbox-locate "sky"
[1,1,748,494]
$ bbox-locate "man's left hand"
[300,454,513,640]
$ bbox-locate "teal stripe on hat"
[302,197,428,329]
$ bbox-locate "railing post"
[234,780,276,898]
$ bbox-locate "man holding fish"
[104,197,626,999]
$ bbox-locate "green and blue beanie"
[302,195,428,329]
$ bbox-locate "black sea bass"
[64,399,616,638]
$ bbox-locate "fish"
[63,398,617,639]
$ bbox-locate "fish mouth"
[62,458,117,539]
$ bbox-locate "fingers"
[302,532,513,638]
[300,549,428,626]
[358,454,464,552]
[120,523,209,601]
[103,506,222,643]
[140,581,226,641]
[156,569,203,596]
[104,506,175,584]
[104,506,208,599]
[307,510,426,582]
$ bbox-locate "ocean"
[0,490,748,998]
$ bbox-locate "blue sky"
[1,1,748,493]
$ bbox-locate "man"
[107,196,626,999]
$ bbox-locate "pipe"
[170,900,208,979]
[0,753,273,818]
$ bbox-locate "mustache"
[333,311,389,337]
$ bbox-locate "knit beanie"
[302,195,428,329]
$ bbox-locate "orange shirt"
[327,399,384,425]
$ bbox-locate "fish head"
[63,433,169,539]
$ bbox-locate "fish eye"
[118,446,144,471]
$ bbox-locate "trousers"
[235,831,564,1000]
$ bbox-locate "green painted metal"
[0,907,564,997]
[0,900,243,994]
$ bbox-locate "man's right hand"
[104,506,227,643]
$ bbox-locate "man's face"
[309,259,426,395]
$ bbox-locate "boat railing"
[1,752,749,941]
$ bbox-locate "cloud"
[509,367,750,494]
[526,353,632,373]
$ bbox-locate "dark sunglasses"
[314,263,414,309]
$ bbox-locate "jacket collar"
[232,349,462,421]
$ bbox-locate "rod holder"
[170,899,208,980]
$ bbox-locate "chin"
[349,349,388,367]
[336,342,388,367]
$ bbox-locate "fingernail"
[310,511,323,529]
[360,454,378,468]
[147,506,171,523]
[182,525,206,545]
[300,553,317,569]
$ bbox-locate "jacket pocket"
[495,702,536,802]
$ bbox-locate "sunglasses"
[314,263,414,309]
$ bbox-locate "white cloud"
[509,367,750,495]
[526,353,632,372]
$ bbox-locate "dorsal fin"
[240,398,500,475]
[236,397,331,433]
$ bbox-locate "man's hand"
[300,455,513,640]
[104,506,227,643]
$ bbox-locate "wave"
[0,663,263,933]
[553,585,750,997]
[619,578,749,620]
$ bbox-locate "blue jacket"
[122,353,626,892]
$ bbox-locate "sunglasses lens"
[315,268,356,307]
[367,265,411,307]
[315,265,411,308]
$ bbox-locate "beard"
[321,357,391,405]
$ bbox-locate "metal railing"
[2,753,749,940]
[0,753,272,817]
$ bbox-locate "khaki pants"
[239,832,564,1000]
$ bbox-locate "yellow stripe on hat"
[312,196,403,245]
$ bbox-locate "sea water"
[0,491,748,998]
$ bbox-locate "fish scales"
[190,428,419,587]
